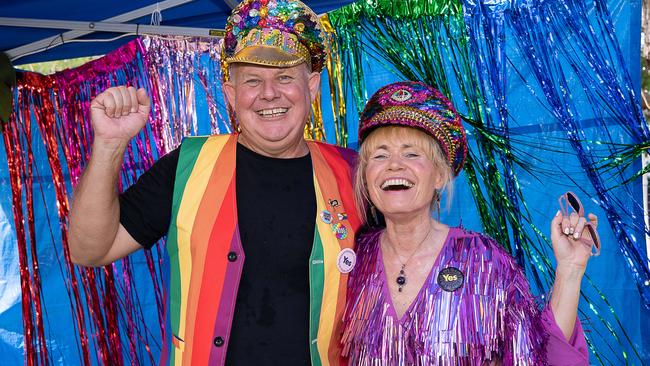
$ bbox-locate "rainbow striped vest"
[161,134,360,365]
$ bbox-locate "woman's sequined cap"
[359,81,468,175]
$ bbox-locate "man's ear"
[223,81,236,110]
[307,71,321,103]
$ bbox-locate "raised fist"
[90,86,151,147]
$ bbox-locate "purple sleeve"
[471,234,589,365]
[501,261,547,365]
[541,305,589,365]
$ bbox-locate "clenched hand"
[90,86,151,148]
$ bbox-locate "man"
[68,1,360,365]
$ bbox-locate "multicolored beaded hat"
[222,0,328,72]
[358,81,468,176]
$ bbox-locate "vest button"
[213,336,224,347]
[227,251,238,262]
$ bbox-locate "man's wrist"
[90,139,128,165]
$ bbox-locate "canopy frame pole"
[2,0,217,61]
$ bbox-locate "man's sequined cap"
[222,0,328,72]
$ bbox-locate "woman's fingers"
[561,213,571,235]
[560,211,591,240]
[561,212,580,235]
[551,210,563,240]
[588,213,598,229]
[572,217,588,240]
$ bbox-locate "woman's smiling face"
[363,127,448,220]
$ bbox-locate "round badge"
[332,222,348,240]
[436,267,464,292]
[336,248,356,273]
[320,210,333,224]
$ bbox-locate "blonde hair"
[354,126,454,225]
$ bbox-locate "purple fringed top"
[341,227,549,365]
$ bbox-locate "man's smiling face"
[224,63,320,158]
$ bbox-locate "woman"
[341,81,593,365]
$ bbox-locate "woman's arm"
[549,210,596,340]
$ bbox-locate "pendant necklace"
[386,225,433,292]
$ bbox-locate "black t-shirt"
[119,142,315,365]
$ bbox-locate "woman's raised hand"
[551,210,598,271]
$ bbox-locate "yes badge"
[337,248,356,273]
[437,267,464,292]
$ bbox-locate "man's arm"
[68,86,150,267]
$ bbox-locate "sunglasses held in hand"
[558,191,601,257]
